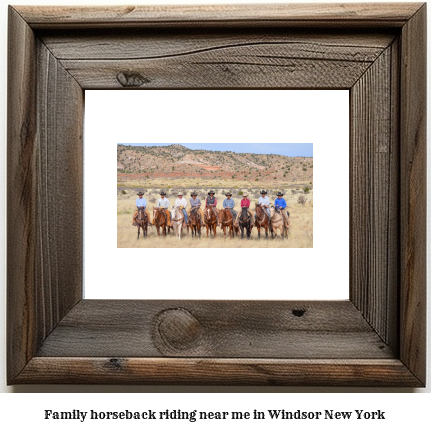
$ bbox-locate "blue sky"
[118,143,313,157]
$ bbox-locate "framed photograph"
[7,4,426,386]
[84,89,349,301]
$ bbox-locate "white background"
[0,0,429,420]
[85,90,349,300]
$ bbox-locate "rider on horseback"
[274,192,290,229]
[174,192,188,228]
[234,192,254,227]
[157,190,172,227]
[188,191,204,224]
[256,190,271,219]
[223,192,237,221]
[205,190,219,219]
[132,191,152,226]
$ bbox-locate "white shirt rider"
[175,197,187,208]
[258,194,270,217]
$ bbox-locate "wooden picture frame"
[7,3,426,386]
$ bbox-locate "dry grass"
[118,188,313,248]
[118,178,313,190]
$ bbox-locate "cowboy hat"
[277,192,284,196]
[137,191,144,195]
[225,192,232,196]
[191,191,198,196]
[208,190,215,195]
[177,192,184,196]
[242,192,248,196]
[260,190,267,194]
[159,190,166,195]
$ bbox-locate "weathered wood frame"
[7,4,426,386]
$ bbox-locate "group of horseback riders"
[132,189,290,230]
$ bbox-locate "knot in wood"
[116,71,150,87]
[155,308,203,351]
[292,308,306,317]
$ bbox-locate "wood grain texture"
[350,44,398,347]
[53,32,393,89]
[399,3,427,385]
[15,3,423,29]
[7,6,38,381]
[41,31,395,60]
[36,300,393,359]
[35,40,84,336]
[7,3,426,386]
[40,30,394,90]
[15,358,423,386]
[7,6,84,384]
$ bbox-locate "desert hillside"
[117,144,313,186]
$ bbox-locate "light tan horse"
[270,206,289,239]
[170,206,185,240]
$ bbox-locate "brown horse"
[203,206,218,238]
[217,208,237,238]
[255,203,270,239]
[152,207,171,237]
[135,206,148,239]
[188,207,202,238]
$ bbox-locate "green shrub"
[304,187,310,194]
[121,190,127,195]
[238,191,243,196]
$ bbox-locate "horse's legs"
[213,224,217,239]
[137,226,140,240]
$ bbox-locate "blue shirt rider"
[223,193,237,219]
[274,192,289,227]
[132,191,151,226]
